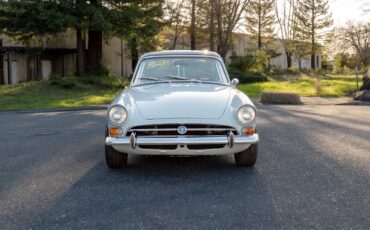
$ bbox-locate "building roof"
[140,50,221,59]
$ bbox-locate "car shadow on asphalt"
[26,154,283,229]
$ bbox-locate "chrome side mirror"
[231,78,239,87]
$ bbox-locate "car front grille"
[126,124,237,151]
[126,124,237,137]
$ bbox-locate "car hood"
[126,83,232,119]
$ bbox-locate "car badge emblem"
[177,126,187,135]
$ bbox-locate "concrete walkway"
[301,97,353,105]
[252,96,370,105]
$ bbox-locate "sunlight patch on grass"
[239,75,357,97]
[0,80,121,110]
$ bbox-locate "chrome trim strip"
[106,134,259,146]
[128,128,236,132]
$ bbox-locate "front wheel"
[105,127,128,169]
[105,145,128,169]
[234,143,258,167]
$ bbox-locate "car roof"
[140,50,222,59]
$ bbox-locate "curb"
[0,105,108,114]
[337,101,370,106]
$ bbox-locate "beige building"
[0,30,133,85]
[1,31,320,85]
[220,33,321,70]
[164,32,321,69]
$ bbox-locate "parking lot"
[1,105,370,229]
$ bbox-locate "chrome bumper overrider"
[105,134,259,148]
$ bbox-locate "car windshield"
[132,57,229,85]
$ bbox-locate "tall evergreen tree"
[111,0,164,70]
[245,0,276,50]
[295,0,332,69]
[0,0,67,39]
[86,0,103,74]
[0,0,164,75]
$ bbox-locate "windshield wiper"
[140,77,160,81]
[135,77,171,86]
[186,79,226,85]
[165,75,187,80]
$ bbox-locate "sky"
[329,0,370,27]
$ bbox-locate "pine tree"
[295,0,332,69]
[245,0,276,50]
[0,0,164,75]
[112,0,164,70]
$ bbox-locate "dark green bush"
[49,76,78,89]
[229,55,255,73]
[49,75,128,89]
[229,72,268,83]
[79,75,128,88]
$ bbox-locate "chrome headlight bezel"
[236,105,256,125]
[108,105,128,126]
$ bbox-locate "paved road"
[1,105,370,229]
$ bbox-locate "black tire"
[234,143,258,167]
[105,127,128,169]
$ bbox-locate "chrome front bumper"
[105,134,259,155]
[106,134,259,147]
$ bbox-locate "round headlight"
[108,106,127,125]
[237,105,256,124]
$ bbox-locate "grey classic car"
[105,50,259,168]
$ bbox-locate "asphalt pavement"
[0,105,370,229]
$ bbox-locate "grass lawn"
[0,74,358,110]
[0,80,122,110]
[239,74,358,97]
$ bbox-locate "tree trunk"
[76,28,85,76]
[219,47,227,61]
[209,5,215,51]
[311,0,315,69]
[215,11,225,60]
[130,38,139,71]
[87,30,102,74]
[190,0,196,50]
[87,0,103,75]
[286,51,292,68]
[172,24,179,50]
[311,53,315,69]
[257,0,262,49]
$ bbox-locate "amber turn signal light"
[244,127,255,136]
[109,127,122,136]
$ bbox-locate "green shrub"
[343,65,353,75]
[86,64,111,76]
[49,75,128,89]
[268,67,286,76]
[332,54,343,74]
[80,75,128,88]
[229,72,268,83]
[287,66,301,75]
[49,76,79,89]
[229,54,255,73]
[250,50,269,74]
